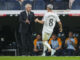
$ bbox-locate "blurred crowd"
[0,30,80,56]
[33,32,80,56]
[0,0,80,10]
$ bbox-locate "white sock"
[42,41,47,54]
[43,45,47,53]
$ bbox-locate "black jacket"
[19,11,35,34]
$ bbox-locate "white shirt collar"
[26,11,30,16]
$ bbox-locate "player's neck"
[48,10,53,12]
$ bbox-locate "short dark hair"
[69,31,73,34]
[52,34,57,36]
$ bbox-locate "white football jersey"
[42,12,60,33]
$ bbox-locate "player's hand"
[26,20,30,24]
[35,18,39,23]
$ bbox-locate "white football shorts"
[42,31,52,41]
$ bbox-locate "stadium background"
[0,0,80,58]
[0,11,80,56]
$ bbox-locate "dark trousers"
[20,33,33,55]
[66,49,75,56]
[77,49,80,56]
[55,49,64,56]
[33,51,42,56]
[46,49,63,56]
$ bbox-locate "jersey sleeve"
[56,14,60,22]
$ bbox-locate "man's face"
[26,6,32,12]
[69,32,73,37]
[47,7,52,12]
[47,7,50,11]
[52,35,57,40]
[36,35,41,40]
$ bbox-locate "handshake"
[35,18,39,23]
[35,18,44,24]
[26,18,39,24]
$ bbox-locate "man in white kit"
[35,4,63,56]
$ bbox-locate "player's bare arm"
[58,21,63,32]
[35,18,44,24]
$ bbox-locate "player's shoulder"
[44,12,58,17]
[44,12,48,16]
[49,12,58,16]
[52,13,58,16]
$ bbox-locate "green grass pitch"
[0,56,80,60]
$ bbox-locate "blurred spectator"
[58,32,66,49]
[48,34,63,56]
[53,0,69,9]
[16,0,24,10]
[73,33,79,38]
[33,34,43,56]
[33,0,45,10]
[58,32,65,40]
[43,0,54,9]
[69,0,75,9]
[65,32,78,56]
[43,0,54,5]
[72,0,80,9]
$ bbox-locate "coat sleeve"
[19,12,26,24]
[31,12,35,23]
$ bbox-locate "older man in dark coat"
[19,4,35,56]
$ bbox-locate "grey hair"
[25,4,32,8]
[47,4,53,10]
